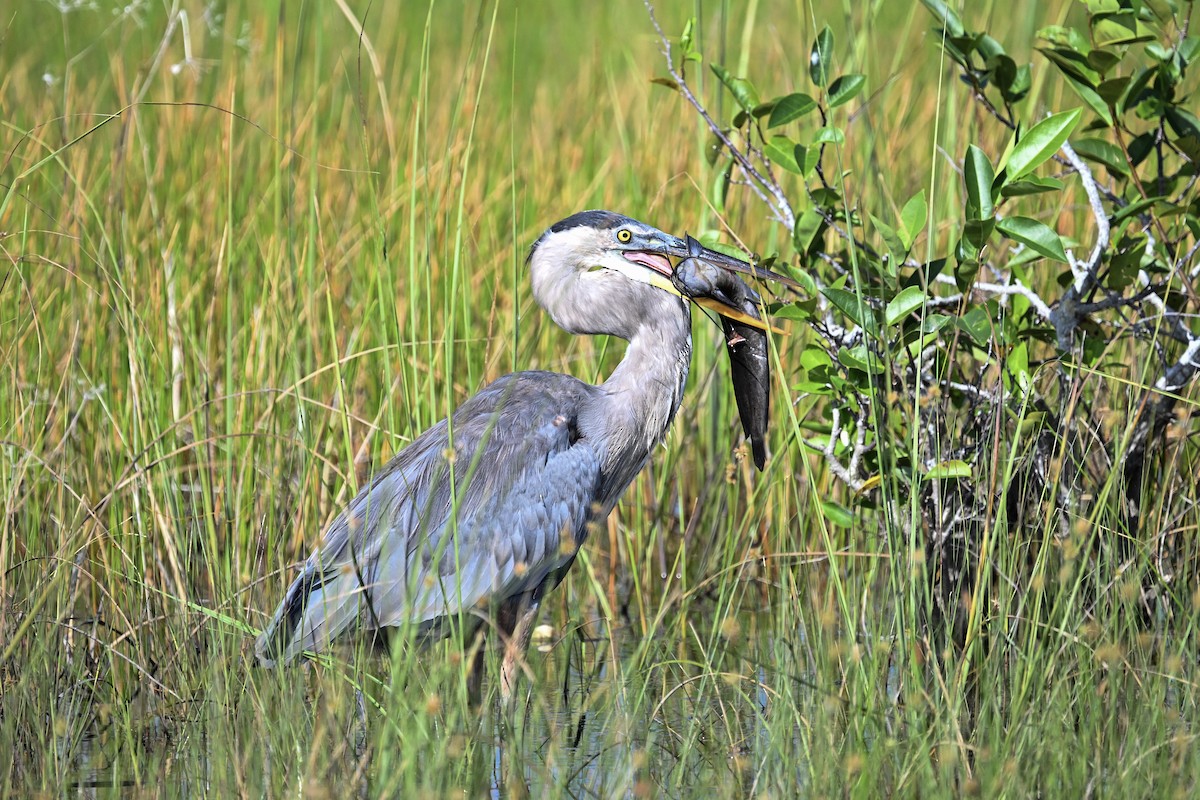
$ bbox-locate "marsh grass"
[2,0,1198,796]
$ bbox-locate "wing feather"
[255,373,602,665]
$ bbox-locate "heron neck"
[597,295,692,460]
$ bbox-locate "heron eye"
[616,229,632,243]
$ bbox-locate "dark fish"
[672,235,770,470]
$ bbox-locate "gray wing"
[255,372,602,665]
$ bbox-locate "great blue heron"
[255,210,792,700]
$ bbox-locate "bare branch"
[1156,335,1200,393]
[643,1,796,230]
[1182,238,1200,280]
[934,273,1053,320]
[1048,140,1116,350]
[846,405,869,481]
[1060,140,1110,295]
[824,407,865,493]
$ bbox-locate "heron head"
[529,210,793,334]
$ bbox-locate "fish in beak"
[669,234,777,471]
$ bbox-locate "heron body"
[256,210,785,698]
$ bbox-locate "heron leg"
[465,627,487,707]
[499,597,541,706]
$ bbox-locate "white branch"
[934,273,1053,320]
[1060,140,1110,294]
[824,407,865,492]
[1156,336,1200,392]
[643,1,796,230]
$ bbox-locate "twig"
[934,273,1053,320]
[944,380,999,403]
[1049,140,1113,350]
[846,405,869,480]
[643,1,796,230]
[1060,140,1110,295]
[1156,335,1200,393]
[1181,238,1200,280]
[824,407,865,493]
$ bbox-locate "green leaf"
[954,251,980,291]
[905,332,941,360]
[822,286,877,333]
[768,93,818,127]
[1038,46,1100,86]
[794,380,834,395]
[923,460,973,480]
[997,216,1068,262]
[1166,107,1200,140]
[838,344,886,374]
[1146,41,1174,63]
[1017,411,1048,436]
[775,303,813,322]
[1109,236,1144,290]
[703,131,725,167]
[886,286,927,326]
[749,101,778,119]
[811,187,842,207]
[963,218,996,254]
[793,209,826,253]
[810,26,834,87]
[987,52,1015,82]
[922,313,954,334]
[920,0,965,37]
[827,74,865,108]
[1007,64,1033,102]
[786,267,819,296]
[1070,137,1129,176]
[1096,75,1130,105]
[764,136,801,173]
[870,214,907,262]
[977,34,1005,60]
[820,500,854,528]
[1061,74,1114,126]
[679,17,698,59]
[1092,13,1155,47]
[696,234,753,263]
[1127,133,1155,168]
[1000,175,1065,197]
[1037,26,1093,56]
[813,126,845,145]
[956,306,995,344]
[800,346,833,370]
[710,63,760,113]
[1005,108,1082,180]
[1118,67,1154,116]
[964,145,995,220]
[793,144,821,176]
[711,157,734,212]
[1112,195,1167,226]
[1006,340,1030,385]
[903,257,947,290]
[899,190,927,251]
[1085,48,1123,76]
[1178,35,1200,64]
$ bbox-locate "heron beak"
[662,236,802,290]
[620,250,674,278]
[692,296,785,334]
[650,234,789,334]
